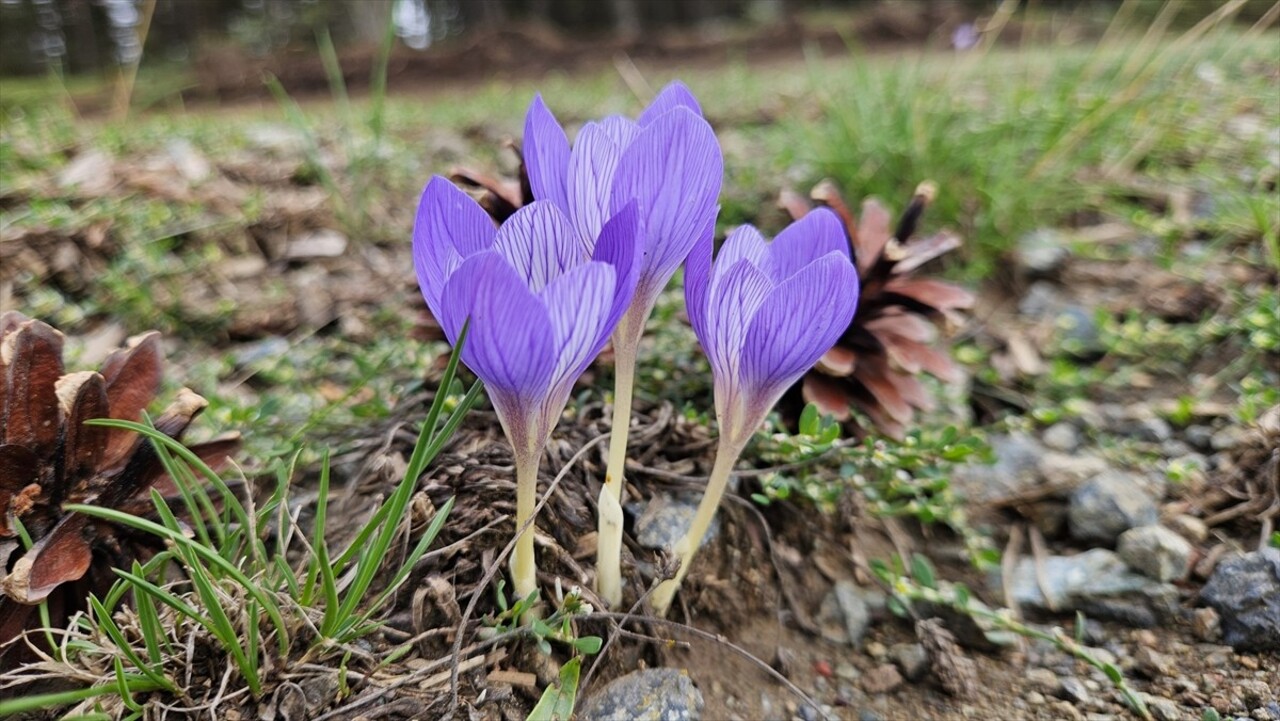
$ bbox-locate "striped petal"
[740,254,859,408]
[609,106,723,298]
[413,176,498,319]
[705,259,772,383]
[541,261,617,393]
[523,94,572,215]
[638,80,704,125]
[762,207,851,283]
[591,202,642,333]
[492,201,586,293]
[439,253,557,406]
[567,121,625,248]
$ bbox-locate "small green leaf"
[527,656,581,721]
[573,636,603,655]
[799,403,820,436]
[1202,709,1221,721]
[910,553,937,589]
[1101,663,1123,684]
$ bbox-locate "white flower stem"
[511,448,541,618]
[650,431,746,617]
[596,331,638,608]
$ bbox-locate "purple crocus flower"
[651,208,859,615]
[520,81,724,607]
[522,81,722,323]
[413,176,641,604]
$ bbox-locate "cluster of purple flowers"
[413,82,859,613]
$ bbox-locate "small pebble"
[1194,607,1223,642]
[861,664,904,695]
[1060,677,1090,705]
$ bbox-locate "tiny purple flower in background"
[952,22,979,51]
[651,208,859,615]
[412,176,640,604]
[521,81,724,607]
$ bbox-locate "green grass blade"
[87,596,174,693]
[344,496,454,638]
[68,501,290,656]
[0,680,162,716]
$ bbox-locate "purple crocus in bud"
[651,208,859,615]
[413,176,640,605]
[521,81,724,607]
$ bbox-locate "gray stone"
[890,643,930,682]
[1210,426,1249,451]
[816,581,877,648]
[953,433,1046,501]
[232,336,291,368]
[1200,548,1280,652]
[1068,471,1158,543]
[1185,424,1215,450]
[999,549,1178,624]
[1121,417,1172,443]
[244,123,307,154]
[1118,526,1193,581]
[579,668,703,721]
[57,149,115,196]
[1146,696,1184,721]
[634,495,717,555]
[1054,305,1102,356]
[1019,281,1065,318]
[1043,422,1081,452]
[1058,677,1089,705]
[1038,453,1109,490]
[1017,228,1071,275]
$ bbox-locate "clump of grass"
[798,2,1276,280]
[0,335,480,716]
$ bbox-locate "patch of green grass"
[0,337,480,715]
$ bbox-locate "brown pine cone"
[0,312,239,660]
[778,180,975,439]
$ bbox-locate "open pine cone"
[778,180,975,439]
[0,312,239,659]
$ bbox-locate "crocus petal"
[706,259,772,383]
[682,216,715,344]
[762,207,851,283]
[439,253,557,407]
[591,202,642,332]
[710,225,768,290]
[412,176,498,316]
[492,201,584,292]
[599,115,641,149]
[609,106,723,294]
[568,122,625,247]
[541,261,617,393]
[638,80,704,125]
[523,94,572,215]
[739,254,859,408]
